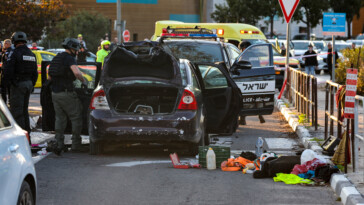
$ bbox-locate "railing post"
[325,83,329,140]
[351,118,355,172]
[307,75,310,123]
[330,85,334,137]
[338,92,342,141]
[315,78,318,130]
[345,118,350,173]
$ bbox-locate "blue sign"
[323,13,346,36]
[96,0,157,3]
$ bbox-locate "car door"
[192,63,242,135]
[41,61,102,134]
[231,43,275,116]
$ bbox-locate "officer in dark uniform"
[1,39,13,104]
[3,32,38,140]
[48,38,86,155]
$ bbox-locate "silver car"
[0,98,37,205]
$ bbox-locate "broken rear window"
[106,46,176,80]
[164,41,223,63]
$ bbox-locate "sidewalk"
[275,74,364,205]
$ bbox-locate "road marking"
[105,160,172,167]
[32,153,50,164]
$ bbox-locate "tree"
[211,0,261,25]
[256,0,281,38]
[329,0,363,38]
[292,0,330,39]
[0,0,68,41]
[42,10,111,53]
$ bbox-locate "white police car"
[0,98,37,205]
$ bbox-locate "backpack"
[48,52,69,77]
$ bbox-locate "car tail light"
[89,89,110,110]
[217,29,224,35]
[162,28,167,34]
[24,131,30,144]
[178,89,197,110]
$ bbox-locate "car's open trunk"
[108,85,180,115]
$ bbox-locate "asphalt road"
[35,111,340,205]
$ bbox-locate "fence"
[286,68,318,130]
[324,80,363,173]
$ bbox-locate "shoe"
[53,147,62,156]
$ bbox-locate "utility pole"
[117,0,122,43]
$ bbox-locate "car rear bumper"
[89,109,203,144]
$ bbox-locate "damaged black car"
[88,41,242,155]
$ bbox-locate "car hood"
[101,41,182,86]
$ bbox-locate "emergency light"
[240,30,260,34]
[160,33,217,38]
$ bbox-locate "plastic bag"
[301,149,327,165]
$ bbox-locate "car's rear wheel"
[17,181,34,205]
[89,122,104,155]
[90,141,104,155]
[188,124,206,155]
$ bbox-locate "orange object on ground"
[221,157,255,171]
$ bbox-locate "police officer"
[1,39,13,104]
[3,32,38,140]
[48,38,86,155]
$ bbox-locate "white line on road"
[105,160,172,167]
[32,153,50,164]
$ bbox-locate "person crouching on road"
[48,38,87,155]
[303,44,318,76]
[3,32,38,142]
[96,40,111,66]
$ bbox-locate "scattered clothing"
[221,157,255,172]
[291,158,326,175]
[298,170,315,179]
[253,156,300,179]
[314,165,339,182]
[274,173,312,185]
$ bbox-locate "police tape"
[274,51,335,61]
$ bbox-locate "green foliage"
[335,47,364,95]
[255,0,281,38]
[0,0,68,41]
[210,0,261,25]
[41,10,110,53]
[299,114,309,124]
[329,0,363,38]
[292,0,330,39]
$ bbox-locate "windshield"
[243,39,269,45]
[293,42,310,50]
[313,42,325,50]
[356,35,364,40]
[335,44,351,52]
[164,41,223,63]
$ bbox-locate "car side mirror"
[234,60,252,69]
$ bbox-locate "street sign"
[278,0,300,23]
[323,13,346,36]
[123,29,130,42]
[344,68,358,119]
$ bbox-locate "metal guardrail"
[286,68,318,130]
[324,80,363,173]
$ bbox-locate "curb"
[274,95,322,153]
[274,96,364,205]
